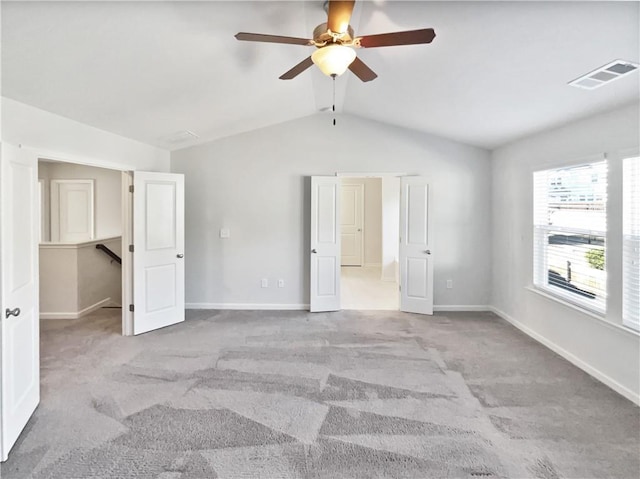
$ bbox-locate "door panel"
[133,172,185,335]
[407,184,428,245]
[51,180,94,243]
[1,144,40,461]
[340,184,363,266]
[400,177,433,315]
[310,177,341,312]
[317,257,338,296]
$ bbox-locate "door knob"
[357,229,362,232]
[311,249,317,254]
[177,254,184,258]
[424,250,431,255]
[5,308,20,319]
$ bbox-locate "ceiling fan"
[235,0,436,82]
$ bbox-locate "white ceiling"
[2,1,639,151]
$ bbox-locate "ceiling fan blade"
[235,32,311,46]
[358,28,436,48]
[279,56,314,80]
[327,0,355,34]
[348,57,378,82]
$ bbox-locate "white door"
[0,144,40,461]
[310,176,341,312]
[132,171,185,335]
[50,179,95,243]
[340,184,364,266]
[399,177,433,315]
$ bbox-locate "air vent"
[161,130,199,144]
[569,59,639,90]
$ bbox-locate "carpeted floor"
[1,308,638,478]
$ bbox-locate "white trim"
[38,179,46,242]
[530,283,606,318]
[186,303,310,310]
[527,286,639,337]
[36,149,140,173]
[185,303,491,313]
[335,172,407,178]
[433,305,491,312]
[39,236,121,249]
[121,172,134,336]
[40,297,112,320]
[489,306,640,406]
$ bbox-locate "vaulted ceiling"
[2,1,639,151]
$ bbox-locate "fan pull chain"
[332,74,336,126]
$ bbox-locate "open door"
[310,176,341,312]
[0,144,40,461]
[399,176,434,315]
[132,171,185,335]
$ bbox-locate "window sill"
[526,286,640,337]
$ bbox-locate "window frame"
[622,155,640,331]
[532,159,608,316]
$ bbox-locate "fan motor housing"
[313,22,354,46]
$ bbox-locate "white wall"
[39,161,122,240]
[381,176,401,282]
[78,237,122,310]
[40,237,122,317]
[2,98,169,172]
[491,102,640,403]
[341,177,382,266]
[171,113,492,309]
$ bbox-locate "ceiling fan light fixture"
[311,44,356,77]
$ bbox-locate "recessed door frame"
[333,172,411,311]
[34,152,137,336]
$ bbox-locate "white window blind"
[622,156,640,331]
[533,160,607,313]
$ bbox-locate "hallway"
[341,266,399,310]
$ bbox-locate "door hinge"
[129,185,134,193]
[129,304,134,312]
[129,244,134,253]
[399,285,401,292]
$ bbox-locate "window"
[533,161,607,313]
[623,156,640,331]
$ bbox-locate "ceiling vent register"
[569,60,639,90]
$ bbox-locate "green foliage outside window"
[586,248,605,270]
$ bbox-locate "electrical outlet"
[220,228,230,239]
[261,278,268,288]
[446,280,453,289]
[278,279,285,288]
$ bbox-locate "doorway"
[339,176,399,310]
[38,159,125,333]
[310,174,433,315]
[1,144,186,461]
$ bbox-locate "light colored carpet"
[1,308,638,478]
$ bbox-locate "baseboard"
[186,303,493,312]
[40,297,112,320]
[186,303,492,312]
[433,305,491,312]
[186,303,309,311]
[489,306,640,406]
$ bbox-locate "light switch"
[220,228,230,239]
